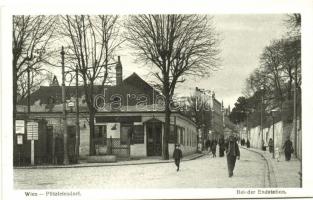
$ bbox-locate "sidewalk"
[242,146,301,188]
[14,153,204,169]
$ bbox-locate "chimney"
[116,56,123,86]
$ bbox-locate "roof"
[18,73,156,106]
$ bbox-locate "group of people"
[205,139,219,157]
[268,137,294,161]
[240,138,250,148]
[172,135,294,177]
[204,136,241,177]
[173,135,241,177]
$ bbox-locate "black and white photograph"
[1,0,313,199]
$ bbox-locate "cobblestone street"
[14,148,268,189]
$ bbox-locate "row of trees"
[13,15,220,159]
[230,14,301,127]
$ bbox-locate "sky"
[48,14,288,109]
[118,14,288,109]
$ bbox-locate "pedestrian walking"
[225,135,240,177]
[282,137,293,161]
[173,144,183,171]
[205,139,211,152]
[211,140,217,157]
[246,139,250,148]
[268,138,274,153]
[219,137,225,157]
[262,140,266,151]
[242,138,246,146]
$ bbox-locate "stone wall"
[249,120,301,158]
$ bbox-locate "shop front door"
[146,121,162,156]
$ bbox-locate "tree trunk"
[288,67,293,100]
[163,96,170,160]
[162,76,170,160]
[89,110,95,156]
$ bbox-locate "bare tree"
[186,94,211,131]
[285,14,301,38]
[13,15,56,130]
[17,68,50,101]
[125,15,220,159]
[60,15,122,155]
[244,37,301,122]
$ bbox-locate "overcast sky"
[117,14,288,109]
[50,14,288,109]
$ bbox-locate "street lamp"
[270,109,279,159]
[61,46,69,165]
[260,86,265,151]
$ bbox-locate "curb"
[14,153,205,170]
[241,146,278,187]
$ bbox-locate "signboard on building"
[96,116,142,123]
[16,120,25,134]
[68,101,75,107]
[17,135,23,145]
[27,121,38,140]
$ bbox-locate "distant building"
[193,87,224,141]
[223,117,238,138]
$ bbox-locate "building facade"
[14,59,198,165]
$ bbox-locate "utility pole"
[27,67,31,113]
[293,64,298,158]
[261,95,264,150]
[272,113,275,159]
[246,111,249,141]
[61,46,69,165]
[75,65,80,163]
[27,66,34,165]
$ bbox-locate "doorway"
[146,121,162,156]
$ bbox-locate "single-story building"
[14,58,198,165]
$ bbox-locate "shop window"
[180,128,183,145]
[169,125,177,143]
[132,125,144,144]
[182,128,185,145]
[187,130,189,146]
[121,124,132,145]
[94,125,107,145]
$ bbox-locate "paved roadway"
[14,147,267,189]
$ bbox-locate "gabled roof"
[18,73,156,106]
[123,72,155,92]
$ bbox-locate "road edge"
[241,146,278,187]
[13,153,205,170]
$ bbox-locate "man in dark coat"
[205,139,211,152]
[173,144,183,171]
[219,138,225,157]
[283,137,293,161]
[225,135,240,177]
[211,140,217,157]
[246,139,250,148]
[268,138,274,153]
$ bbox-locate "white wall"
[106,123,121,138]
[249,120,300,156]
[250,126,261,149]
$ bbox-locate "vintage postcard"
[1,0,313,199]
